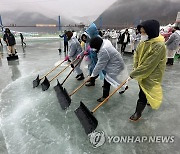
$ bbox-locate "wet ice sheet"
[0,38,180,154]
[0,71,180,154]
[0,74,88,154]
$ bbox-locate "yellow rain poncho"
[130,35,166,109]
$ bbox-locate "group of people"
[62,19,170,122]
[0,28,26,56]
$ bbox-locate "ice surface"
[0,38,180,154]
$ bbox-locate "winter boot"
[97,88,109,102]
[119,86,129,94]
[77,73,84,80]
[85,81,95,86]
[129,101,146,122]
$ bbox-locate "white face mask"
[141,34,148,41]
[91,48,97,52]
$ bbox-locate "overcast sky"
[0,0,117,19]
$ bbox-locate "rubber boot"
[77,73,84,80]
[85,75,98,86]
[97,88,109,102]
[85,80,95,86]
[129,101,146,121]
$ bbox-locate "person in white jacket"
[110,29,118,49]
[165,27,180,65]
[88,37,128,102]
[65,31,84,80]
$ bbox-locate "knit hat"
[66,31,73,40]
[90,36,103,52]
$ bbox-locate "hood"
[101,39,113,49]
[82,32,90,43]
[66,31,73,41]
[85,23,99,39]
[137,20,160,39]
[89,36,103,51]
[175,30,180,36]
[146,35,165,43]
[68,36,76,43]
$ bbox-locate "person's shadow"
[8,60,21,81]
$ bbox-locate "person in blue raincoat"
[78,23,101,86]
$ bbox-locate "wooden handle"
[40,60,65,80]
[70,78,89,96]
[50,58,77,82]
[61,57,84,85]
[92,78,130,113]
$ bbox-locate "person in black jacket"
[20,33,26,47]
[3,28,16,56]
[59,30,68,53]
[120,29,130,53]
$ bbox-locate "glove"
[84,51,88,55]
[127,76,132,81]
[70,64,74,68]
[64,56,69,61]
[87,76,96,82]
[77,54,81,59]
[87,45,91,51]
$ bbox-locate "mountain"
[94,0,180,29]
[72,15,98,25]
[0,11,75,32]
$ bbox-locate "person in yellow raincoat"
[129,20,166,121]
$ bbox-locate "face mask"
[141,34,148,41]
[91,48,97,52]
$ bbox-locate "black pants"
[21,40,26,46]
[166,58,174,65]
[103,79,111,98]
[64,42,68,52]
[121,43,127,52]
[137,87,147,106]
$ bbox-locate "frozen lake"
[0,38,180,154]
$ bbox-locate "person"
[120,29,130,53]
[60,30,68,53]
[98,29,103,37]
[65,31,84,80]
[72,30,77,38]
[88,37,128,102]
[161,27,173,41]
[104,29,111,39]
[78,23,101,86]
[165,27,180,65]
[129,20,166,122]
[133,29,141,51]
[79,33,99,86]
[3,28,16,56]
[110,29,118,49]
[20,33,26,47]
